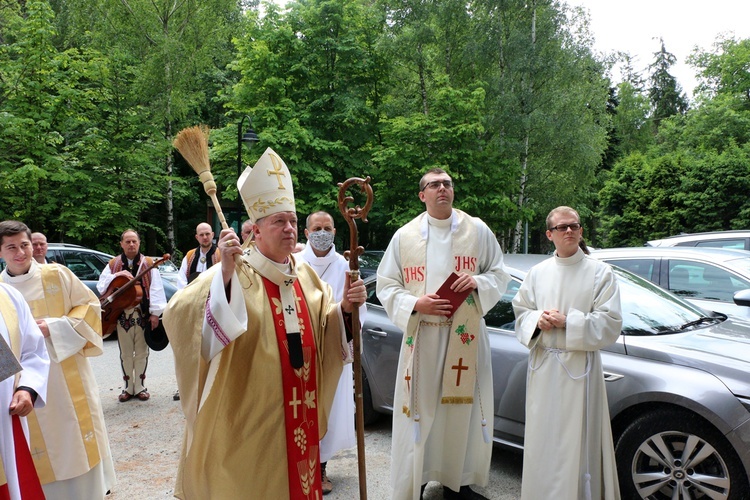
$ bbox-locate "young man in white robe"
[512,206,622,500]
[377,168,510,500]
[0,282,49,500]
[297,210,366,495]
[163,148,367,499]
[0,220,116,499]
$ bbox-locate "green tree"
[690,36,750,108]
[0,1,162,246]
[51,0,244,253]
[648,39,688,131]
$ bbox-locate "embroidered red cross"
[452,357,468,387]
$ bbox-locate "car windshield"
[158,260,178,273]
[613,267,718,335]
[483,267,717,336]
[726,256,750,276]
[359,251,384,269]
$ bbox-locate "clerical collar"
[554,247,585,266]
[3,260,37,280]
[421,210,458,238]
[303,243,337,264]
[253,247,292,274]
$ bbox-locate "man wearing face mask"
[297,211,362,495]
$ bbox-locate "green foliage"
[648,39,688,130]
[3,0,750,255]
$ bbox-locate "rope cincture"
[530,346,594,499]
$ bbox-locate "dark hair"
[0,220,31,246]
[419,168,449,191]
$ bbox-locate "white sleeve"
[375,232,418,332]
[9,286,50,408]
[201,270,248,361]
[177,257,188,290]
[96,262,114,295]
[473,221,511,316]
[148,269,167,316]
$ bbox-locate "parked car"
[591,247,750,319]
[647,230,750,250]
[358,250,385,278]
[0,243,178,301]
[361,254,750,498]
[150,256,180,287]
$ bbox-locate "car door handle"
[365,328,388,337]
[603,371,624,382]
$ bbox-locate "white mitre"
[237,147,296,221]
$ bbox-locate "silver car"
[591,247,750,320]
[361,255,750,499]
[646,230,750,250]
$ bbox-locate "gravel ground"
[90,340,522,499]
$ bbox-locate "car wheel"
[360,369,380,426]
[615,409,748,499]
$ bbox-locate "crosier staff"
[337,176,373,500]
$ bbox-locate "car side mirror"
[733,289,750,307]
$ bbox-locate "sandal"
[321,465,333,495]
[136,390,150,401]
[118,391,133,402]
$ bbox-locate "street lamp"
[237,115,259,177]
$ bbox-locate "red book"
[435,272,472,318]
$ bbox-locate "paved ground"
[91,340,523,499]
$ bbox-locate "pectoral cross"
[289,387,302,419]
[268,155,287,189]
[452,357,468,387]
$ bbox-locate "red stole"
[262,277,322,499]
[0,415,45,500]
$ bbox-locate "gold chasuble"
[0,263,107,485]
[164,251,347,499]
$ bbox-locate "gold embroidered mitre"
[238,147,296,221]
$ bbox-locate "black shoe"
[443,486,489,500]
[173,390,180,401]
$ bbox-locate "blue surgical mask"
[309,230,335,252]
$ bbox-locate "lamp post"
[237,115,259,177]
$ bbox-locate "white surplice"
[512,249,622,500]
[0,283,49,500]
[377,211,509,500]
[1,262,116,499]
[297,243,365,462]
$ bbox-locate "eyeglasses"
[549,223,581,232]
[421,180,454,191]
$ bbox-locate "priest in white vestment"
[377,168,509,500]
[0,282,49,500]
[512,206,622,500]
[163,148,367,499]
[0,220,116,499]
[297,210,366,494]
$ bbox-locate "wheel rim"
[631,431,731,499]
